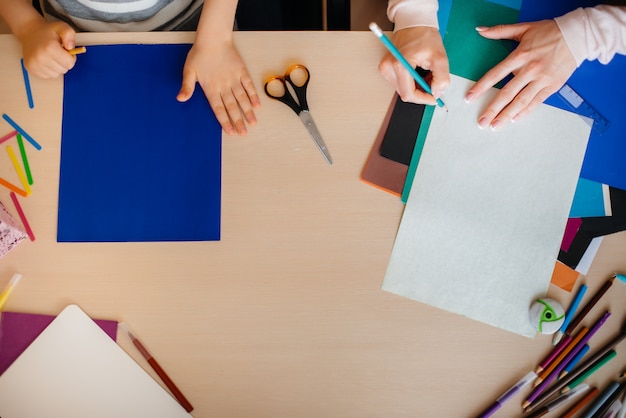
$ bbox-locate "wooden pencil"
[564,276,614,336]
[561,387,599,418]
[535,327,588,387]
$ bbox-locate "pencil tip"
[522,401,530,410]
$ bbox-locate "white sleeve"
[387,0,439,32]
[554,5,626,66]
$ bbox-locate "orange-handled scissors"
[264,64,332,164]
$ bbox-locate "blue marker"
[553,283,588,345]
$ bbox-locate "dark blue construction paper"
[57,44,221,242]
[519,0,626,191]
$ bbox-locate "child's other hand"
[177,40,260,136]
[20,20,77,78]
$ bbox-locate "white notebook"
[0,304,193,418]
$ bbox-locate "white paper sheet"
[0,304,193,418]
[382,75,591,337]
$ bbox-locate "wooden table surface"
[0,31,624,418]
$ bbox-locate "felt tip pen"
[476,371,536,418]
[0,273,22,311]
[369,22,447,110]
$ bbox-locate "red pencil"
[9,192,35,241]
[560,387,599,418]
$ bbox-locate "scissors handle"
[264,65,311,114]
[264,77,301,115]
[285,64,310,111]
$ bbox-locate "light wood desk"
[0,32,624,418]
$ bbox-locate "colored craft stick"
[0,177,27,197]
[1,114,41,150]
[6,145,31,195]
[537,334,573,373]
[68,46,86,55]
[561,387,600,418]
[0,273,22,311]
[0,130,17,145]
[476,371,537,418]
[560,344,590,379]
[561,350,617,393]
[524,311,611,410]
[20,58,34,109]
[565,277,615,336]
[554,284,588,345]
[16,133,33,185]
[535,327,589,387]
[10,192,35,241]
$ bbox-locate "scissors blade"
[298,111,332,165]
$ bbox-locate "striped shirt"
[39,0,204,31]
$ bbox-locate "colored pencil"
[553,283,588,345]
[535,327,589,387]
[20,58,34,109]
[590,381,626,418]
[537,334,573,373]
[119,322,193,413]
[68,46,86,55]
[0,177,27,197]
[0,130,17,145]
[579,381,620,418]
[523,311,611,410]
[561,350,617,394]
[16,133,33,185]
[565,277,614,336]
[1,113,42,150]
[529,319,626,409]
[0,273,22,311]
[525,383,590,418]
[10,192,35,241]
[369,22,447,110]
[6,145,31,195]
[559,344,590,379]
[476,371,536,418]
[561,387,600,418]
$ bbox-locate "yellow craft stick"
[6,145,31,195]
[0,273,22,311]
[68,46,86,55]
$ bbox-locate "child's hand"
[177,40,260,136]
[378,26,450,105]
[19,20,77,78]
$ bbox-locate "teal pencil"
[369,22,447,110]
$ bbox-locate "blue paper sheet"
[519,0,626,191]
[57,44,222,242]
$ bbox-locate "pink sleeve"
[555,5,626,66]
[387,0,439,32]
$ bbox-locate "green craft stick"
[16,133,33,185]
